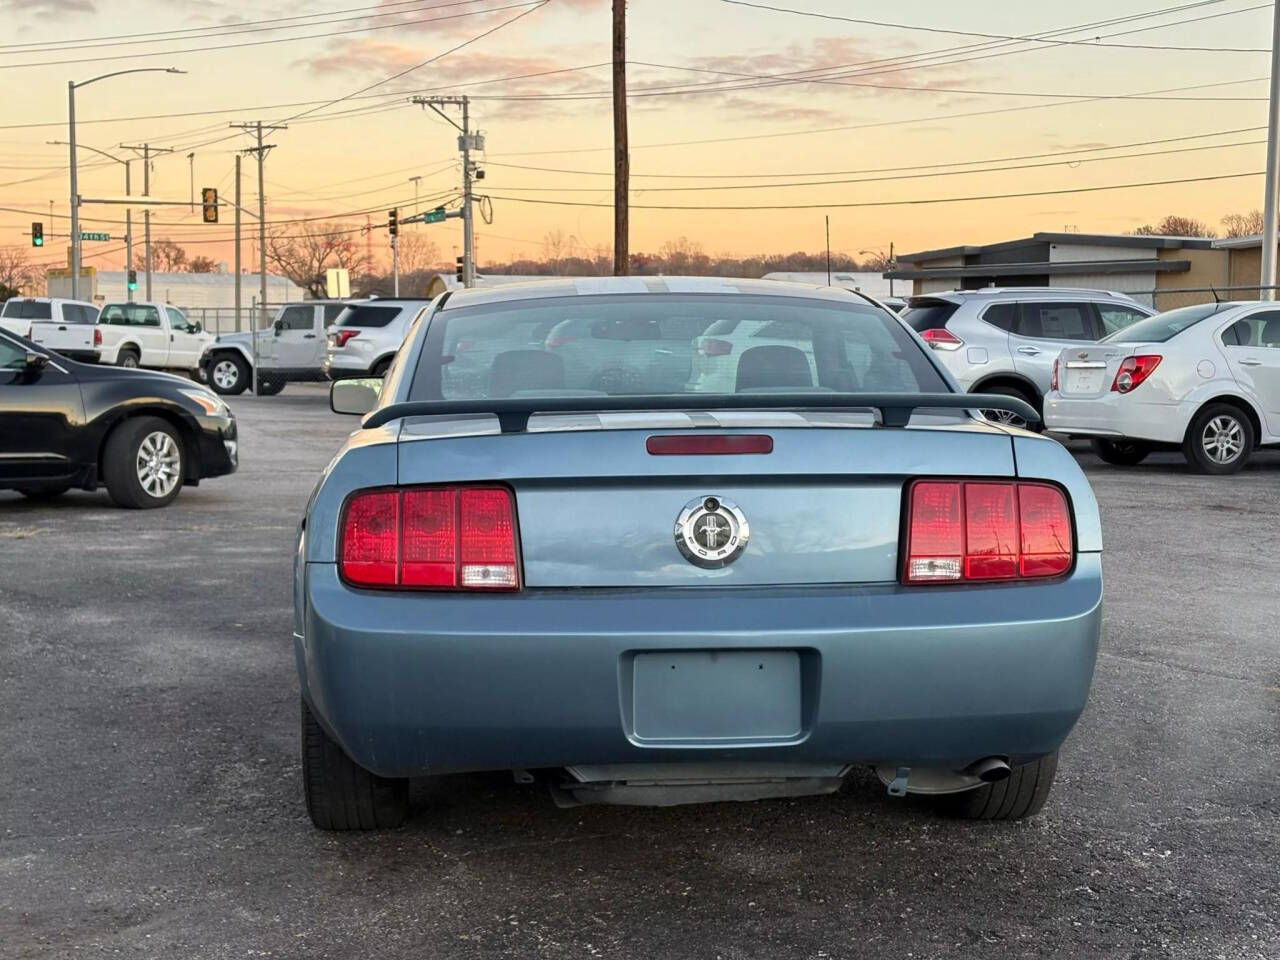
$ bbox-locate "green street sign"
[80,231,110,242]
[424,207,447,224]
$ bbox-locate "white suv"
[902,288,1153,426]
[324,298,433,381]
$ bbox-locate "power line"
[484,170,1265,210]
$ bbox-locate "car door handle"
[57,325,67,331]
[303,334,317,339]
[1016,346,1041,356]
[1239,358,1262,366]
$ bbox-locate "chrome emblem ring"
[675,495,749,568]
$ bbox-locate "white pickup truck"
[89,301,214,376]
[8,297,101,363]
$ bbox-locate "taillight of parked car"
[1051,357,1059,392]
[545,335,576,349]
[1111,355,1161,393]
[903,480,1072,584]
[919,328,963,351]
[698,338,733,357]
[333,329,360,348]
[340,486,519,591]
[93,327,102,347]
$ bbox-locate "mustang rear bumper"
[298,555,1102,779]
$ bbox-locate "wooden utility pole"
[612,0,629,275]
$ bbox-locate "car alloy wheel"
[135,430,182,499]
[212,359,241,391]
[120,354,139,368]
[981,407,1028,429]
[1201,415,1244,465]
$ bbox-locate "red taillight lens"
[545,335,575,348]
[341,486,519,590]
[333,329,360,348]
[1110,354,1161,393]
[93,327,102,347]
[904,480,1072,584]
[698,338,733,357]
[920,327,963,350]
[1051,357,1059,392]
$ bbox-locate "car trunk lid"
[1057,344,1138,399]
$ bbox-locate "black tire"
[370,356,393,379]
[254,373,286,396]
[117,348,140,370]
[17,484,73,500]
[1090,438,1151,466]
[101,416,185,509]
[207,353,249,396]
[302,698,408,831]
[977,385,1041,432]
[1182,403,1254,475]
[945,752,1058,821]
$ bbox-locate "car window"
[412,294,949,402]
[3,299,52,320]
[1016,302,1096,341]
[333,305,402,328]
[980,303,1019,332]
[322,303,346,326]
[1226,310,1280,349]
[70,304,98,324]
[1103,303,1225,343]
[902,300,959,332]
[1096,304,1149,336]
[0,337,26,370]
[166,307,192,332]
[101,304,161,327]
[278,305,314,331]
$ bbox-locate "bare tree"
[0,246,38,297]
[187,255,217,273]
[656,236,709,274]
[542,229,578,275]
[1221,210,1265,238]
[396,233,440,275]
[265,222,372,299]
[151,239,188,271]
[858,249,893,272]
[1131,215,1216,238]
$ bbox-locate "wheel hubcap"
[136,431,181,498]
[212,360,239,389]
[1202,415,1244,464]
[982,408,1028,429]
[122,355,137,368]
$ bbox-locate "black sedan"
[0,329,237,508]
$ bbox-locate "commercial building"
[45,266,302,309]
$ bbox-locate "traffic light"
[201,187,218,223]
[455,255,464,283]
[127,269,138,292]
[388,208,399,237]
[31,222,43,247]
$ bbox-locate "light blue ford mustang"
[294,277,1101,830]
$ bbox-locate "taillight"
[341,486,519,590]
[920,327,963,351]
[1051,357,1059,392]
[333,329,360,348]
[698,338,733,357]
[1111,355,1161,393]
[545,335,575,348]
[93,327,102,347]
[903,480,1072,584]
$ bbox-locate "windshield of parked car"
[407,294,948,402]
[1101,303,1225,343]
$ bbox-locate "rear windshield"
[333,305,406,328]
[1102,303,1224,343]
[408,294,948,402]
[902,300,958,332]
[2,299,52,320]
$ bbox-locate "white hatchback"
[1044,301,1280,473]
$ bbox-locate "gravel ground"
[2,384,1277,960]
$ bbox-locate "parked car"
[201,300,349,396]
[544,314,711,394]
[21,298,102,363]
[323,298,433,381]
[2,296,99,345]
[94,301,212,378]
[1045,300,1280,474]
[903,288,1153,427]
[0,328,236,508]
[297,277,1101,830]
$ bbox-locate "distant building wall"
[1048,243,1155,263]
[45,269,302,307]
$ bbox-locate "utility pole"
[232,121,286,392]
[234,153,242,333]
[1263,0,1280,297]
[612,0,629,276]
[120,142,175,300]
[412,96,479,287]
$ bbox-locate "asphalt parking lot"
[2,385,1278,960]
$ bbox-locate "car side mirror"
[273,319,285,335]
[190,320,202,334]
[330,377,382,416]
[24,351,48,372]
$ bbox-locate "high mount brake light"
[1111,355,1161,393]
[903,480,1072,584]
[333,329,360,348]
[920,327,963,351]
[340,486,519,591]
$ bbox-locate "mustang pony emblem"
[675,496,750,569]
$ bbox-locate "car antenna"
[1210,286,1221,305]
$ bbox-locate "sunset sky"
[1,0,1275,273]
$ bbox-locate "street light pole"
[1263,0,1280,297]
[50,139,132,296]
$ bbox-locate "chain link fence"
[1120,285,1280,313]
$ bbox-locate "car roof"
[909,287,1136,303]
[439,276,869,311]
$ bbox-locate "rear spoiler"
[362,392,1038,432]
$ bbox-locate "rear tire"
[302,698,408,831]
[117,348,140,369]
[370,357,393,379]
[207,353,249,396]
[254,373,286,396]
[977,385,1040,432]
[1183,403,1254,474]
[17,484,72,500]
[944,753,1058,820]
[102,416,184,509]
[1091,438,1151,466]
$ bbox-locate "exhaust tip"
[964,757,1012,783]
